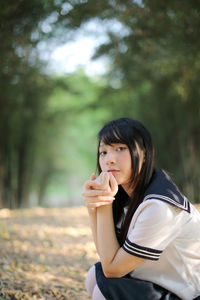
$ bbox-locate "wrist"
[87,207,97,215]
[97,203,112,214]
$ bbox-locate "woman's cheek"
[99,158,104,171]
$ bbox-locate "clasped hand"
[82,172,118,209]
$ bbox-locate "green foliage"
[0,0,68,208]
[32,71,111,207]
[63,0,200,202]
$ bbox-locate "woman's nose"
[106,152,115,164]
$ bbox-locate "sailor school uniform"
[95,168,200,300]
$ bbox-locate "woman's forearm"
[83,172,118,258]
[87,207,99,254]
[96,204,120,272]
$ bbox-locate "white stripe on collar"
[143,193,190,212]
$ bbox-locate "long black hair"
[97,118,155,245]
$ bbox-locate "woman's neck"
[121,183,134,197]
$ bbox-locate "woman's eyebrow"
[99,143,105,147]
[99,143,122,148]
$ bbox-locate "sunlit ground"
[0,206,98,300]
[0,205,200,299]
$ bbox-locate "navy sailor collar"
[143,168,190,213]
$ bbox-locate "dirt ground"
[0,204,200,300]
[0,206,98,300]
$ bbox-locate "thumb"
[109,173,118,196]
[101,172,111,190]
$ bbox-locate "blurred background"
[0,0,199,209]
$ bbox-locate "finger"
[84,179,102,190]
[90,172,111,191]
[82,189,114,197]
[90,173,96,180]
[84,196,115,204]
[101,172,111,191]
[109,173,118,195]
[84,197,114,208]
[85,172,111,191]
[86,202,113,208]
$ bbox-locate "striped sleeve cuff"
[122,238,163,261]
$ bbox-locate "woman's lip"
[107,170,119,172]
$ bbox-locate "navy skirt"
[95,262,184,300]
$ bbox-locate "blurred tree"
[0,61,53,208]
[0,0,67,208]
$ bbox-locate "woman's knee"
[86,265,96,297]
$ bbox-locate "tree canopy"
[63,0,200,202]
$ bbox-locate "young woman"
[82,118,200,300]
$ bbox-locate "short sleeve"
[122,200,180,261]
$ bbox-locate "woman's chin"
[115,177,122,185]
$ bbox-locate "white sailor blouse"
[117,168,200,300]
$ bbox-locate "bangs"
[98,122,128,145]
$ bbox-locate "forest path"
[0,206,98,300]
[1,204,200,300]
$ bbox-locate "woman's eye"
[99,151,107,156]
[117,146,126,151]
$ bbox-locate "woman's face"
[99,142,145,195]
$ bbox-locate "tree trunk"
[0,163,4,208]
[38,168,52,206]
[17,134,30,208]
